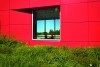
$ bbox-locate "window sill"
[32,39,61,42]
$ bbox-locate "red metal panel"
[89,42,100,47]
[88,1,100,22]
[0,11,9,25]
[1,25,9,36]
[30,0,60,8]
[29,40,61,46]
[10,10,32,25]
[88,0,100,2]
[89,22,100,41]
[10,0,29,9]
[61,3,88,23]
[61,22,88,41]
[61,0,87,4]
[61,42,89,48]
[10,25,31,42]
[0,0,9,10]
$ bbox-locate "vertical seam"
[87,2,89,44]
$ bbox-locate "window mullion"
[54,19,56,39]
[33,10,37,39]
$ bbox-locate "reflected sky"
[37,20,44,32]
[46,20,54,32]
[37,19,60,33]
[55,19,60,30]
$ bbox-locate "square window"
[32,6,60,40]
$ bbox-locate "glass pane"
[46,20,54,39]
[37,20,45,39]
[55,19,60,39]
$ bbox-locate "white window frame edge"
[32,8,61,41]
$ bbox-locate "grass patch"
[0,34,100,67]
[0,46,100,67]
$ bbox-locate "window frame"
[32,7,61,41]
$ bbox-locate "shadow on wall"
[12,8,32,14]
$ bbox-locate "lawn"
[0,35,100,67]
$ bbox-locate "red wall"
[0,0,100,47]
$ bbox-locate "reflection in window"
[46,20,54,39]
[37,20,45,39]
[37,19,60,39]
[55,19,60,39]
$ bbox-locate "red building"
[0,0,100,47]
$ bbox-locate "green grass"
[0,34,100,67]
[0,46,100,67]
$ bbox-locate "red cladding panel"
[30,0,60,8]
[0,11,9,25]
[88,0,100,2]
[89,22,100,41]
[89,2,100,22]
[61,42,89,48]
[10,0,29,9]
[1,26,9,36]
[10,25,31,42]
[89,42,100,47]
[0,0,9,10]
[10,10,32,25]
[29,40,61,46]
[61,3,88,22]
[61,22,88,41]
[61,0,87,4]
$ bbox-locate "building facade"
[0,0,100,47]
